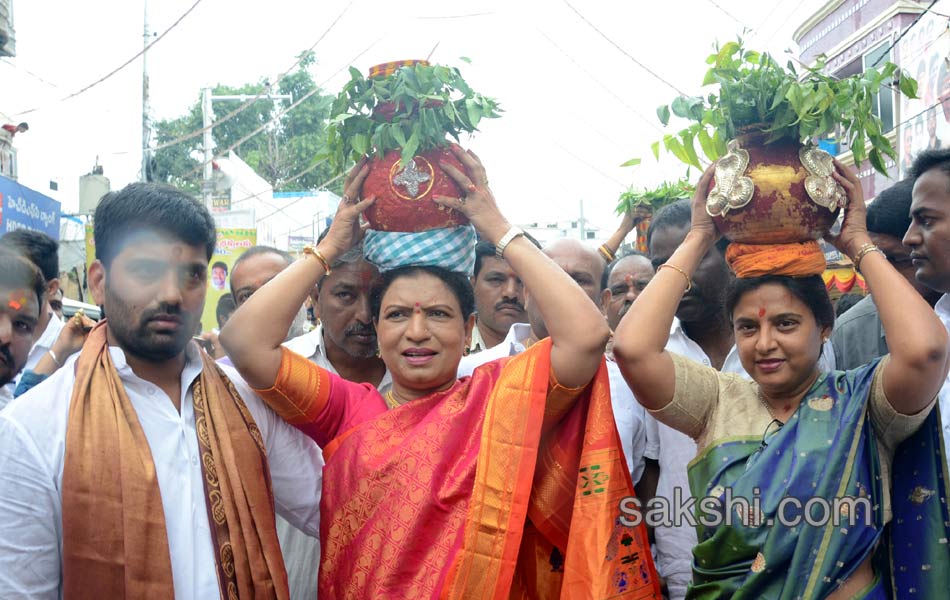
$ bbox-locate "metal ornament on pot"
[706,133,848,244]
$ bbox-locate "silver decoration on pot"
[392,157,432,198]
[799,145,848,211]
[706,140,755,217]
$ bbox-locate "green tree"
[151,51,340,194]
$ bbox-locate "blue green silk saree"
[684,361,950,599]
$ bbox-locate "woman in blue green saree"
[613,161,950,599]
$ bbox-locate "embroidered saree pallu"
[684,361,950,599]
[262,339,660,599]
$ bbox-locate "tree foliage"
[151,51,340,193]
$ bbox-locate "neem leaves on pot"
[324,60,501,232]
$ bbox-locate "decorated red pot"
[362,147,468,232]
[707,131,847,244]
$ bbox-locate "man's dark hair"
[725,275,835,332]
[601,251,651,291]
[232,245,292,272]
[473,241,497,279]
[834,293,864,318]
[909,148,950,181]
[0,248,45,316]
[1,229,59,282]
[93,182,216,267]
[370,265,475,322]
[314,229,367,290]
[866,179,914,239]
[216,293,236,328]
[646,199,729,254]
[211,261,228,274]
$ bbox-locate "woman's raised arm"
[435,145,610,388]
[828,161,949,414]
[219,160,375,389]
[612,164,718,410]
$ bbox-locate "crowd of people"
[0,144,949,598]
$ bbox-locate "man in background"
[467,241,527,354]
[1,230,64,397]
[0,249,44,410]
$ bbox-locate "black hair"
[93,182,216,267]
[473,241,497,279]
[866,179,914,239]
[909,148,950,181]
[211,261,228,273]
[601,251,652,291]
[216,292,236,327]
[1,229,59,282]
[646,199,729,254]
[725,275,835,332]
[370,265,475,322]
[834,293,864,318]
[0,248,45,316]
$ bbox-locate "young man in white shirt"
[0,230,65,399]
[0,183,322,599]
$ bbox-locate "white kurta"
[0,342,323,600]
[930,294,950,473]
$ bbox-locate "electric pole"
[201,91,292,209]
[140,0,151,182]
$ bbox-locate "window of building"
[863,42,895,133]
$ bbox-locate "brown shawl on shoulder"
[61,322,289,599]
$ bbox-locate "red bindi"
[758,307,766,318]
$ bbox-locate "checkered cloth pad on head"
[364,225,477,275]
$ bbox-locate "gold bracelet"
[658,263,692,292]
[852,243,883,272]
[302,245,331,276]
[598,244,616,262]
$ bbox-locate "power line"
[704,0,751,31]
[560,0,686,96]
[178,37,384,181]
[13,0,206,116]
[535,28,664,134]
[870,0,940,68]
[0,58,61,89]
[151,0,355,153]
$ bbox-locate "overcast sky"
[3,0,826,232]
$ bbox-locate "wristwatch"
[495,226,525,257]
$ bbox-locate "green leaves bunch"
[652,40,917,176]
[325,61,501,173]
[615,179,694,215]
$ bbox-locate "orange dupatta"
[443,339,660,599]
[61,323,289,599]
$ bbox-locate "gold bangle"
[302,245,331,276]
[598,244,616,262]
[658,263,692,292]
[852,243,883,272]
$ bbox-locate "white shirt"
[284,324,393,394]
[1,313,65,406]
[930,294,950,473]
[457,323,652,484]
[0,342,323,600]
[646,319,836,600]
[279,325,391,600]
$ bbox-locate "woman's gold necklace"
[384,391,401,409]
